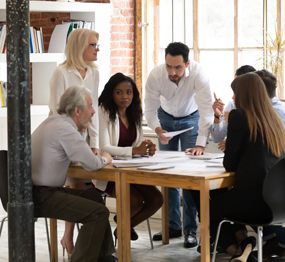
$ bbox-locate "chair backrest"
[263,157,285,224]
[0,150,8,212]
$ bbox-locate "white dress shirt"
[95,106,143,190]
[32,114,107,187]
[144,61,213,147]
[49,64,99,149]
[210,97,285,143]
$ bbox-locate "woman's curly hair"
[99,73,142,127]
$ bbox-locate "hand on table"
[101,152,112,164]
[218,140,226,152]
[185,146,205,156]
[133,140,156,156]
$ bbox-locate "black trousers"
[33,186,115,262]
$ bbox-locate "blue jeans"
[157,107,199,232]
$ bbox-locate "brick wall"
[29,0,135,78]
[29,0,135,101]
[110,0,135,78]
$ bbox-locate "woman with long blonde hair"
[209,73,285,262]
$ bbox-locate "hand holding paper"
[162,127,194,138]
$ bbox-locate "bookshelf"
[0,0,111,150]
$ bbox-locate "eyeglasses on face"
[88,43,100,51]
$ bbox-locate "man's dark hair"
[165,42,189,64]
[255,69,277,99]
[235,65,256,76]
[99,73,142,127]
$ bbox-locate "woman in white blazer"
[97,73,164,241]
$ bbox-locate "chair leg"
[0,216,7,237]
[146,218,153,249]
[44,218,52,262]
[257,226,263,262]
[76,223,80,232]
[211,219,233,262]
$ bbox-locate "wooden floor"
[0,213,234,262]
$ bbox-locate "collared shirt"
[144,61,213,147]
[49,64,99,149]
[31,114,107,187]
[210,97,285,143]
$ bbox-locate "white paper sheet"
[162,127,194,137]
[112,151,226,174]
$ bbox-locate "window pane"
[239,0,263,47]
[199,0,234,48]
[159,0,172,48]
[239,49,264,70]
[185,0,193,48]
[267,0,277,38]
[173,0,184,42]
[200,51,234,104]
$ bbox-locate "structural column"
[6,0,35,261]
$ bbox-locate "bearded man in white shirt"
[32,86,117,262]
[144,42,213,248]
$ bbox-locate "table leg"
[120,172,131,262]
[115,172,123,262]
[200,181,210,262]
[161,186,169,244]
[50,218,58,262]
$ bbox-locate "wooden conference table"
[49,151,235,262]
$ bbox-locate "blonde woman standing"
[48,28,101,258]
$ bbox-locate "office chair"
[0,150,52,262]
[211,158,285,262]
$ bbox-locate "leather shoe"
[197,239,226,254]
[184,230,198,248]
[152,228,182,241]
[268,246,285,261]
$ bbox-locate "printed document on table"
[163,127,194,138]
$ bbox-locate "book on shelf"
[48,20,93,53]
[29,26,45,53]
[0,23,6,53]
[0,81,7,107]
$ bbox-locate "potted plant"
[257,25,285,98]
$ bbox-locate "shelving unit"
[0,0,111,150]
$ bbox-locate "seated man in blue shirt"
[211,68,285,148]
[32,86,116,262]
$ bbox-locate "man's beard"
[79,116,92,129]
[169,75,182,84]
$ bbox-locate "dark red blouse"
[118,117,137,147]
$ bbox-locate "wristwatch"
[214,114,223,120]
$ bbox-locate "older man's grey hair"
[57,86,91,116]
